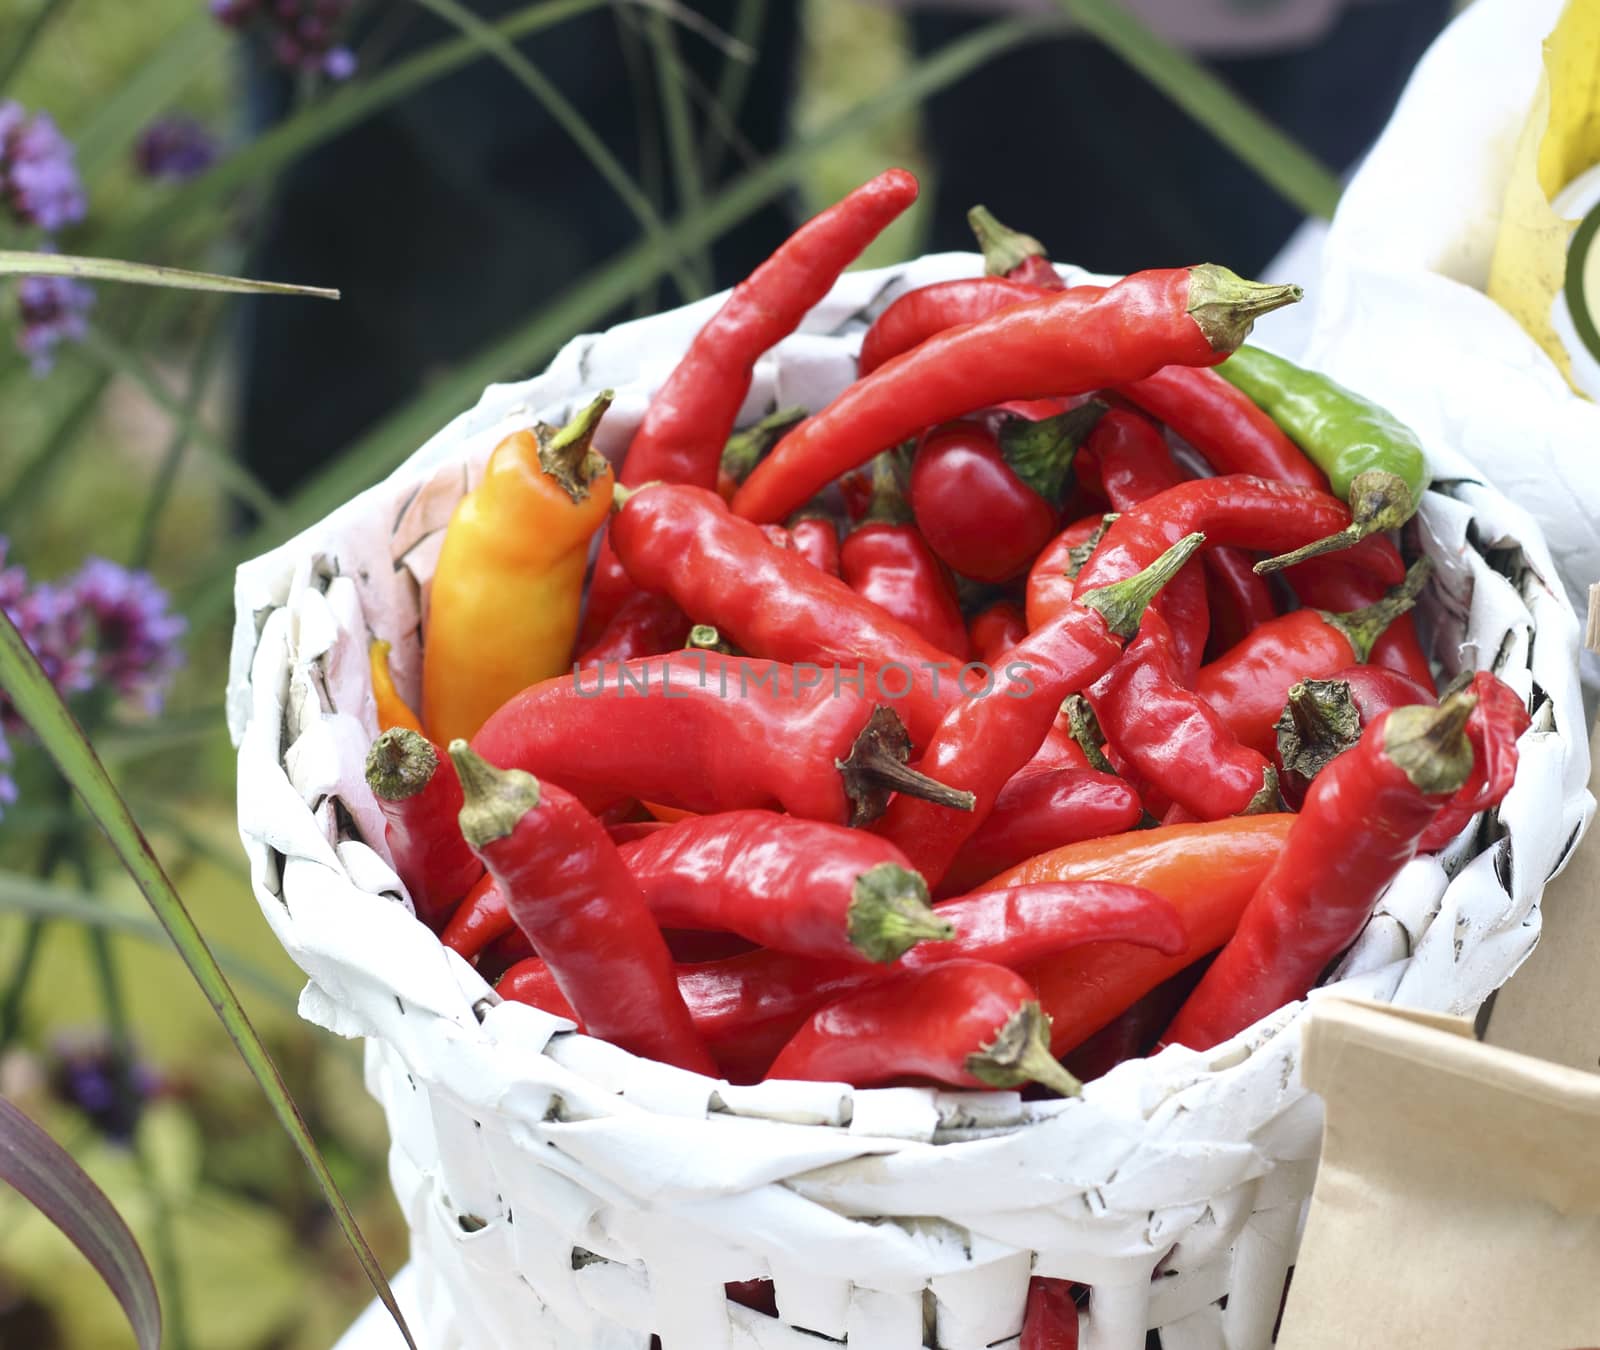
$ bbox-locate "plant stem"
[647,6,711,297]
[699,0,763,180]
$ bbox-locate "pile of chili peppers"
[364,169,1532,1127]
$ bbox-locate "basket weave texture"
[228,254,1594,1350]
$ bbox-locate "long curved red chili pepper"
[858,276,1044,375]
[450,743,716,1075]
[1202,546,1278,658]
[732,266,1303,524]
[939,768,1143,897]
[1420,671,1528,848]
[439,871,504,959]
[1281,555,1435,690]
[581,170,920,647]
[1195,559,1431,755]
[617,811,951,964]
[1025,513,1114,632]
[364,728,483,929]
[766,960,1082,1095]
[609,482,974,744]
[472,652,972,826]
[873,534,1205,885]
[1161,693,1479,1051]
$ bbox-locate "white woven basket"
[228,254,1594,1350]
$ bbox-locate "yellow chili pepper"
[422,391,614,745]
[369,638,424,734]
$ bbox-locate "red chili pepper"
[581,170,919,647]
[439,871,505,959]
[858,276,1045,376]
[1162,693,1479,1051]
[617,810,952,964]
[450,743,716,1074]
[1273,667,1436,810]
[606,819,673,846]
[364,729,483,929]
[1194,559,1431,756]
[731,266,1303,524]
[1281,555,1435,691]
[575,591,694,668]
[609,482,976,744]
[787,514,841,576]
[874,535,1205,886]
[496,958,581,1025]
[839,454,972,658]
[1062,963,1209,1083]
[765,960,1082,1094]
[938,768,1143,897]
[968,206,1072,295]
[1202,546,1278,659]
[968,600,1027,666]
[472,651,973,825]
[1021,1277,1080,1350]
[989,816,1294,1054]
[1420,672,1529,848]
[1025,513,1114,633]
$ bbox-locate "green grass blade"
[0,0,72,97]
[0,365,109,534]
[646,6,710,294]
[0,610,414,1348]
[0,251,338,299]
[1053,0,1342,220]
[409,0,703,302]
[699,0,762,179]
[185,14,1058,624]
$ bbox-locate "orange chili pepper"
[368,638,423,734]
[421,392,613,745]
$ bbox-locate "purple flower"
[322,45,356,80]
[210,0,356,78]
[49,1033,162,1144]
[208,0,260,27]
[0,101,86,232]
[15,271,94,375]
[70,558,187,714]
[0,724,15,815]
[0,544,93,738]
[133,116,218,182]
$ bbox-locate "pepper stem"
[997,401,1106,503]
[846,862,952,963]
[1275,679,1362,786]
[1242,765,1281,815]
[365,727,438,802]
[966,1002,1082,1097]
[1065,514,1119,580]
[721,406,808,486]
[1318,557,1433,662]
[1063,695,1116,776]
[858,451,913,525]
[1186,265,1304,353]
[1077,532,1206,640]
[536,390,614,502]
[686,624,734,655]
[1254,471,1418,575]
[967,204,1049,277]
[836,706,976,825]
[448,741,542,849]
[1384,691,1477,796]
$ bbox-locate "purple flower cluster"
[49,1033,163,1143]
[0,541,186,812]
[210,0,358,80]
[15,270,94,375]
[0,101,86,232]
[134,116,219,182]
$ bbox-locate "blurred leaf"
[0,609,414,1348]
[188,12,1060,622]
[644,5,710,293]
[0,1095,160,1350]
[0,0,72,96]
[1054,0,1342,220]
[0,250,338,299]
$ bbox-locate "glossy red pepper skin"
[840,519,972,659]
[1025,514,1108,632]
[969,600,1027,666]
[439,872,508,959]
[575,591,693,668]
[1021,1278,1080,1350]
[858,276,1044,375]
[788,516,841,577]
[1419,672,1528,849]
[939,767,1143,897]
[581,169,920,646]
[989,816,1294,1054]
[1162,701,1473,1051]
[473,652,924,824]
[765,960,1077,1092]
[497,958,581,1025]
[452,747,716,1075]
[1090,610,1276,819]
[732,266,1301,524]
[1282,556,1434,690]
[909,424,1060,583]
[610,483,966,744]
[615,810,945,965]
[1202,546,1278,658]
[364,729,483,930]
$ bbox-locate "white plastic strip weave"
[229,254,1594,1350]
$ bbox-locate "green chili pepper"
[1215,345,1429,574]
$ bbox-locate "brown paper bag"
[1279,996,1600,1349]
